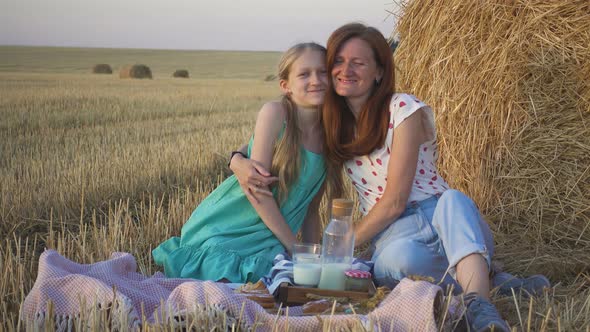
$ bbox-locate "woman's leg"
[373,238,449,288]
[456,253,491,299]
[431,189,493,295]
[432,190,510,331]
[372,197,454,289]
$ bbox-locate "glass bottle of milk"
[318,198,355,290]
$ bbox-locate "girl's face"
[281,50,328,109]
[331,37,382,102]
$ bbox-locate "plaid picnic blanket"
[21,249,446,331]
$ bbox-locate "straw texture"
[395,1,590,249]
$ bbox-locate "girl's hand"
[230,153,278,202]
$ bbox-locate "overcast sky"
[0,0,400,51]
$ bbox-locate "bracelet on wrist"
[228,151,247,168]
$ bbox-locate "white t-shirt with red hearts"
[344,93,450,215]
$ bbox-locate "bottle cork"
[331,198,354,217]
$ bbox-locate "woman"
[231,24,549,331]
[153,42,328,283]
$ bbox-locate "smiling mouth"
[337,78,357,84]
[308,89,325,93]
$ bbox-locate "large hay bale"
[119,64,153,79]
[172,69,189,78]
[395,1,590,247]
[92,64,112,74]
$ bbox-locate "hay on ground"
[394,0,590,254]
[119,64,153,79]
[92,64,112,74]
[172,69,189,78]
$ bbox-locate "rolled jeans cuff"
[446,242,491,279]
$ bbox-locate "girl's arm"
[301,182,326,244]
[245,102,298,251]
[354,109,430,246]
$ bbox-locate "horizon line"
[0,43,283,53]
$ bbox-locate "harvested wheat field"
[2,1,590,329]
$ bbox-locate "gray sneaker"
[493,272,550,297]
[465,293,510,332]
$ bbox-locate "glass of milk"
[292,243,322,287]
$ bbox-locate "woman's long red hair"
[322,23,395,169]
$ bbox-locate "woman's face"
[331,38,382,103]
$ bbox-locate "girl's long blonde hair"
[271,43,326,203]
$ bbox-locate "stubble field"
[0,46,283,329]
[1,46,589,331]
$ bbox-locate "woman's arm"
[300,183,326,244]
[230,148,277,203]
[244,102,298,251]
[354,109,429,246]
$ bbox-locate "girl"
[153,42,328,283]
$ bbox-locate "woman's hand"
[230,151,278,203]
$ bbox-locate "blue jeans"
[371,189,494,293]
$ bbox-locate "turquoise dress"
[152,139,325,283]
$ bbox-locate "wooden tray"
[276,282,376,306]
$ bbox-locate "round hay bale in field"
[92,64,113,74]
[172,69,189,78]
[119,64,153,79]
[395,1,590,247]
